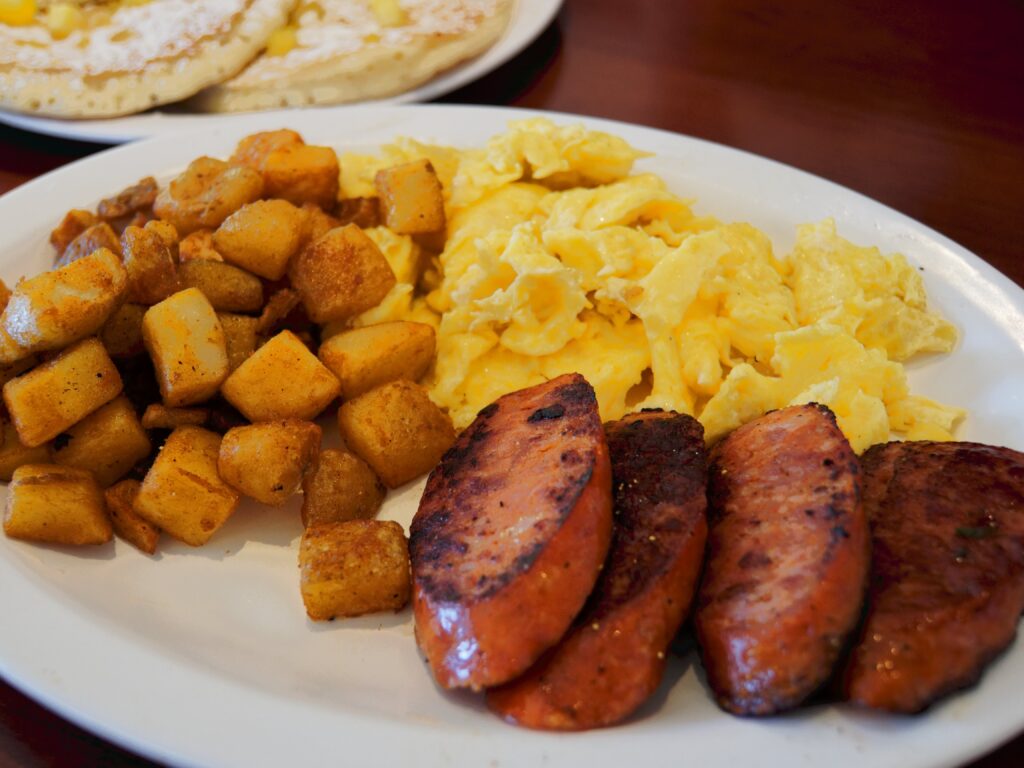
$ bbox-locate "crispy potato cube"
[3,464,112,546]
[120,222,181,305]
[301,202,342,241]
[153,157,264,235]
[178,229,224,262]
[263,144,340,209]
[337,380,455,488]
[142,288,229,407]
[100,303,146,358]
[49,396,150,487]
[375,159,446,234]
[104,479,160,554]
[301,449,385,527]
[97,177,158,221]
[51,209,98,253]
[319,321,435,400]
[0,417,50,481]
[133,426,239,546]
[141,403,209,429]
[0,247,127,365]
[336,197,381,229]
[230,129,303,170]
[212,199,306,280]
[299,520,410,620]
[57,221,122,267]
[289,224,396,324]
[255,288,300,336]
[218,420,320,505]
[3,338,123,448]
[179,260,263,313]
[0,354,36,389]
[221,330,340,422]
[217,312,259,371]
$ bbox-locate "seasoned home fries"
[1,119,962,633]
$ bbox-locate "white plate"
[2,105,1024,768]
[0,0,561,144]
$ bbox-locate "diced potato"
[57,221,122,267]
[0,354,36,389]
[301,448,385,527]
[255,288,299,335]
[178,229,224,262]
[289,224,396,324]
[121,222,182,305]
[230,129,304,170]
[375,159,446,234]
[141,403,209,429]
[133,426,239,546]
[301,202,341,241]
[50,209,98,254]
[179,260,263,313]
[0,247,127,365]
[337,380,455,488]
[3,464,112,546]
[153,156,264,235]
[299,520,411,620]
[100,303,147,358]
[217,312,259,371]
[319,321,435,399]
[104,479,160,554]
[49,396,151,487]
[142,288,229,407]
[97,177,158,221]
[212,199,306,280]
[220,330,340,422]
[3,337,123,447]
[0,417,50,481]
[218,420,320,506]
[263,143,340,209]
[336,197,381,229]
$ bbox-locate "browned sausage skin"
[487,410,709,729]
[696,403,868,716]
[843,440,1024,713]
[410,373,613,691]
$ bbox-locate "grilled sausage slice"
[695,403,868,715]
[843,440,1024,713]
[410,373,613,691]
[487,410,708,729]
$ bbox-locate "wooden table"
[1,0,1022,765]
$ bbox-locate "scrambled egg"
[339,118,963,452]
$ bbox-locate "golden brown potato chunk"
[337,380,455,488]
[318,321,435,400]
[142,288,229,407]
[97,177,158,221]
[0,355,36,390]
[0,417,50,482]
[0,279,9,314]
[255,288,300,336]
[3,337,123,448]
[336,197,381,229]
[178,260,263,313]
[49,396,151,487]
[289,224,396,324]
[50,209,99,254]
[217,312,260,372]
[100,303,147,358]
[0,247,127,365]
[4,464,112,546]
[120,222,181,305]
[104,479,160,555]
[221,330,341,422]
[218,420,321,506]
[375,159,446,235]
[263,143,340,209]
[301,448,385,528]
[133,426,239,546]
[301,202,342,241]
[153,157,263,235]
[299,520,411,620]
[141,403,209,430]
[230,129,304,170]
[178,229,224,262]
[212,199,306,280]
[57,221,123,267]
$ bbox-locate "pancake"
[191,0,513,113]
[0,0,297,118]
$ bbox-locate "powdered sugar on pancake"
[229,0,499,86]
[0,0,251,75]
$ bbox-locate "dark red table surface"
[1,1,1023,765]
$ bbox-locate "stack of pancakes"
[0,0,513,118]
